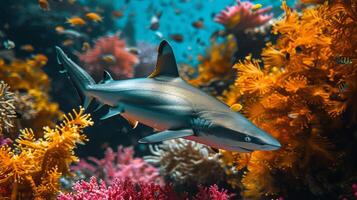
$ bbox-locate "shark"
[55,40,281,152]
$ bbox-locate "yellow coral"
[0,107,93,199]
[221,1,357,198]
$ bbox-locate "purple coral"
[72,146,163,185]
[214,0,273,32]
[0,135,12,147]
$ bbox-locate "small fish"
[68,0,76,4]
[126,47,140,55]
[252,4,262,11]
[3,40,15,49]
[67,17,86,26]
[112,10,124,18]
[62,39,74,46]
[170,34,184,42]
[85,12,103,23]
[155,31,163,39]
[55,26,65,33]
[20,44,34,52]
[82,42,90,51]
[101,54,116,64]
[230,104,243,112]
[57,29,83,38]
[192,19,204,29]
[336,56,353,64]
[150,16,160,30]
[38,0,50,11]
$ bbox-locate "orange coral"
[221,1,357,198]
[0,55,60,137]
[189,35,237,90]
[0,107,93,199]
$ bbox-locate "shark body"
[55,41,281,152]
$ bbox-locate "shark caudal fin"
[55,46,95,109]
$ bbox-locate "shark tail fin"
[55,46,95,109]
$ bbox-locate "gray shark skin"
[55,40,281,152]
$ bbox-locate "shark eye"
[244,136,251,142]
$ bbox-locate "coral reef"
[58,176,231,200]
[0,107,93,199]
[221,1,357,198]
[72,145,163,185]
[0,56,60,137]
[77,34,139,81]
[214,0,273,33]
[189,36,237,96]
[144,138,227,190]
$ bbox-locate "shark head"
[198,111,281,152]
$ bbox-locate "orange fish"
[20,44,34,52]
[170,34,184,42]
[68,0,77,4]
[85,12,103,22]
[82,42,90,51]
[62,39,74,46]
[38,0,50,11]
[55,26,65,33]
[192,19,204,29]
[112,11,124,18]
[67,17,86,26]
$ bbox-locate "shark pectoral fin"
[138,129,194,143]
[100,106,124,120]
[148,40,180,79]
[83,97,93,110]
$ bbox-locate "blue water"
[84,0,296,65]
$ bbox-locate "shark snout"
[259,132,281,151]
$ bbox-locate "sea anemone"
[214,0,273,33]
[78,34,138,81]
[144,138,226,189]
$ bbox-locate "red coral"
[77,34,138,81]
[72,146,163,185]
[214,0,273,32]
[353,183,357,200]
[57,177,175,200]
[58,177,231,200]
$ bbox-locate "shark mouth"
[230,146,253,153]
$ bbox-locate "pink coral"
[72,146,162,185]
[353,183,357,199]
[194,185,231,200]
[0,135,12,147]
[58,177,231,200]
[214,0,273,32]
[77,34,138,81]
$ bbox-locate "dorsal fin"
[149,40,180,78]
[99,70,114,84]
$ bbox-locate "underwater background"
[0,0,356,199]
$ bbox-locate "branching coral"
[221,1,357,198]
[77,34,138,81]
[72,145,163,185]
[0,55,60,137]
[214,0,273,33]
[58,176,231,200]
[0,81,16,134]
[0,107,93,199]
[144,138,227,189]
